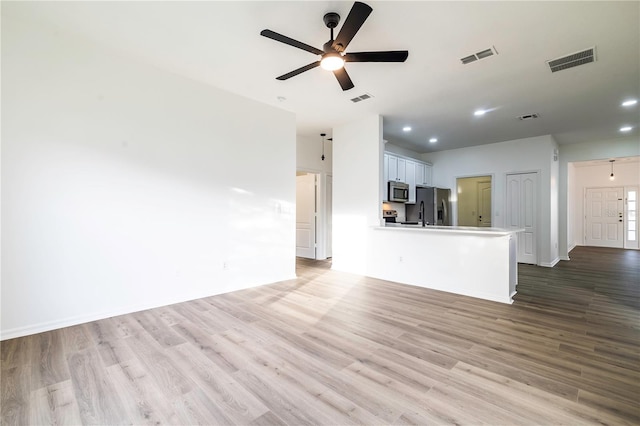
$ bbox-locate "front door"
[585,187,624,248]
[296,173,316,259]
[506,172,538,264]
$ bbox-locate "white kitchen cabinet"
[413,161,433,187]
[415,162,425,186]
[424,164,433,186]
[385,154,406,182]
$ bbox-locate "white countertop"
[376,223,521,236]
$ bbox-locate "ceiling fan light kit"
[320,52,345,71]
[260,1,409,91]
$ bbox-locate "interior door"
[326,175,333,258]
[506,172,538,264]
[585,187,624,248]
[296,173,316,259]
[477,181,492,227]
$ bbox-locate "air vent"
[547,47,596,72]
[461,55,477,65]
[350,93,374,103]
[518,113,540,121]
[460,46,498,65]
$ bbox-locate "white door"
[477,181,492,227]
[296,173,316,259]
[326,175,333,258]
[585,187,624,248]
[506,173,538,264]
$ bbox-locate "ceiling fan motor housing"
[323,12,340,29]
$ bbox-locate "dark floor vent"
[547,47,596,72]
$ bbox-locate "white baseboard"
[539,257,561,268]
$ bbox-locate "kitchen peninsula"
[367,224,518,304]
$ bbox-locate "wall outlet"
[222,261,228,270]
[398,256,403,263]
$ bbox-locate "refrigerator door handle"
[442,199,448,225]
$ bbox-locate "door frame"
[454,173,494,227]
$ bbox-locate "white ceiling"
[9,1,640,153]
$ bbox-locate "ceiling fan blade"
[260,29,324,55]
[345,51,409,62]
[276,61,321,80]
[332,2,373,52]
[333,67,355,91]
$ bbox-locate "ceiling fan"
[260,1,409,91]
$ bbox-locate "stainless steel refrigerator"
[406,186,451,225]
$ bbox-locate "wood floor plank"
[105,357,174,425]
[121,331,195,399]
[168,342,270,424]
[85,318,135,367]
[1,364,31,425]
[30,329,70,389]
[66,348,128,425]
[29,380,83,426]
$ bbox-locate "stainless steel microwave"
[388,181,409,203]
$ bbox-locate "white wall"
[423,135,558,266]
[332,115,383,274]
[570,160,640,247]
[1,8,296,339]
[559,136,640,259]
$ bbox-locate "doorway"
[296,171,333,259]
[456,176,492,227]
[296,172,316,259]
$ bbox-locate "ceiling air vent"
[546,47,596,72]
[350,93,374,103]
[460,46,498,65]
[518,113,540,121]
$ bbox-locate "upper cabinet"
[415,162,433,186]
[386,154,406,182]
[383,152,433,202]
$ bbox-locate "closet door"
[506,173,538,264]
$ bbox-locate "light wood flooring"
[2,246,639,425]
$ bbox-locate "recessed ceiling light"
[622,99,638,107]
[474,109,487,116]
[429,138,438,143]
[403,126,412,132]
[620,126,633,132]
